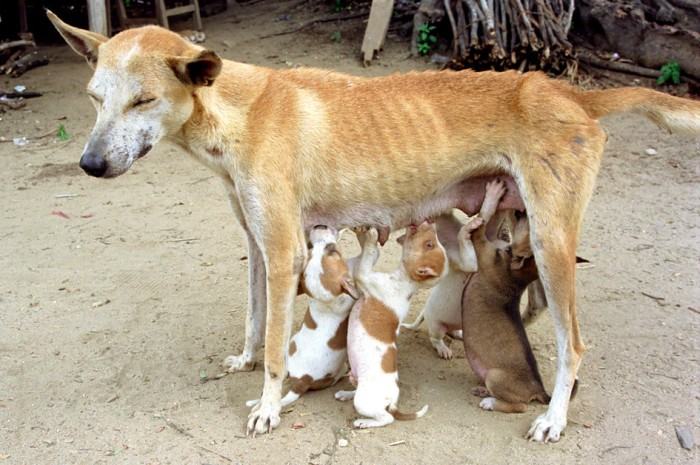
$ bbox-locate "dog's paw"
[526,412,566,443]
[462,216,484,234]
[223,354,256,373]
[246,400,281,437]
[355,227,378,247]
[471,386,489,398]
[334,390,355,402]
[479,397,497,411]
[448,329,463,340]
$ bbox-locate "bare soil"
[1,2,698,464]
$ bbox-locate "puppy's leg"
[483,368,533,414]
[334,390,356,401]
[479,397,528,414]
[222,182,266,372]
[427,319,452,359]
[522,279,547,326]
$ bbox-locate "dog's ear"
[169,50,222,87]
[340,276,360,300]
[46,9,107,68]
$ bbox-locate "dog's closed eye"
[131,96,157,109]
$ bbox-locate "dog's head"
[300,226,358,302]
[398,221,448,285]
[47,10,221,178]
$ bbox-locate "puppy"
[335,222,447,428]
[462,181,549,413]
[402,211,484,358]
[246,226,361,408]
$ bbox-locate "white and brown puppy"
[335,223,447,428]
[402,212,484,358]
[247,226,362,408]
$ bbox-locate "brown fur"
[289,374,336,395]
[358,296,399,344]
[303,309,317,330]
[327,316,349,350]
[462,213,549,413]
[288,340,297,356]
[401,225,447,282]
[381,346,398,373]
[320,247,350,297]
[47,10,700,437]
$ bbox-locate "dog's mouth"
[137,144,153,159]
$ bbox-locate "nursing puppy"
[335,223,447,428]
[462,181,549,414]
[402,212,485,359]
[247,226,361,408]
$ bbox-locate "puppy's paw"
[223,354,256,373]
[435,343,453,360]
[526,412,566,443]
[334,390,355,402]
[246,400,281,437]
[462,215,484,234]
[355,227,378,248]
[479,397,497,411]
[471,386,489,398]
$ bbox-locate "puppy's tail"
[387,404,429,421]
[571,86,700,135]
[401,311,425,330]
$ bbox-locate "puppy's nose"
[79,152,107,177]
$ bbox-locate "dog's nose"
[79,153,107,177]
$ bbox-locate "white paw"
[223,354,255,373]
[526,412,566,443]
[449,330,463,340]
[334,390,355,401]
[247,399,281,436]
[245,398,260,408]
[479,397,497,411]
[434,342,453,360]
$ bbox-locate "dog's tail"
[387,404,429,421]
[571,86,700,135]
[401,310,425,330]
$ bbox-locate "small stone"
[338,438,348,447]
[645,148,657,156]
[291,421,305,430]
[675,425,694,450]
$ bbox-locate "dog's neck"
[170,60,270,172]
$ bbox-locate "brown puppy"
[462,181,547,413]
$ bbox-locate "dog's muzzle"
[79,152,108,178]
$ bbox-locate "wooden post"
[361,0,395,65]
[18,0,28,33]
[87,0,109,36]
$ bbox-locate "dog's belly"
[304,175,523,232]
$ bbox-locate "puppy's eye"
[425,240,434,249]
[132,97,157,108]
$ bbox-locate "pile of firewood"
[0,34,49,78]
[415,0,575,73]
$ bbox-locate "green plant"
[330,30,342,43]
[57,124,70,141]
[657,60,681,85]
[417,23,437,56]
[332,0,345,13]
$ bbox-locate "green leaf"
[57,124,70,141]
[429,35,437,43]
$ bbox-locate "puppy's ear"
[510,256,526,270]
[340,276,360,300]
[46,9,106,68]
[169,50,222,86]
[396,234,406,245]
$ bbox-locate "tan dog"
[47,11,700,440]
[335,223,446,428]
[462,180,550,413]
[246,226,359,409]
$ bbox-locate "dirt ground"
[1,2,698,464]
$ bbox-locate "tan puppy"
[246,226,360,409]
[47,11,700,439]
[335,223,447,428]
[462,181,548,413]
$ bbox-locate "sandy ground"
[1,2,699,464]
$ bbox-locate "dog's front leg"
[243,201,307,435]
[220,181,267,372]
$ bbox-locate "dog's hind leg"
[221,181,267,373]
[513,127,604,442]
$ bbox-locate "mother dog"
[47,11,699,441]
